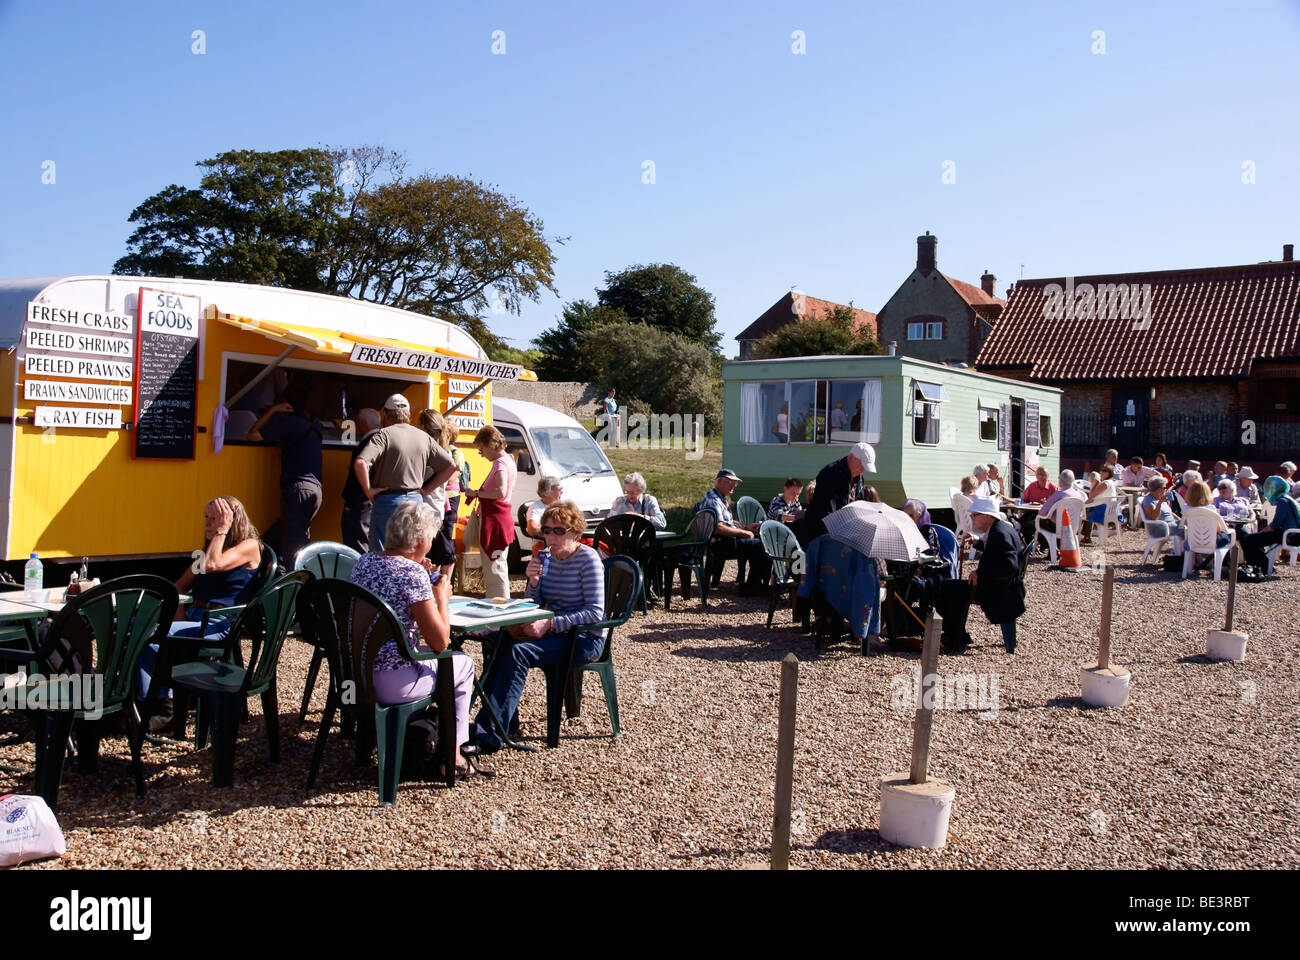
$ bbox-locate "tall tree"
[531,299,630,382]
[596,263,721,353]
[114,147,557,351]
[752,305,882,359]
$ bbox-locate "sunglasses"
[539,525,571,536]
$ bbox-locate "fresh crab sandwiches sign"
[347,342,524,381]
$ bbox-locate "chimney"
[888,341,897,357]
[1285,244,1294,262]
[916,231,937,275]
[980,270,996,296]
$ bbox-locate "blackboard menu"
[133,288,201,459]
[1025,401,1041,446]
[998,403,1011,452]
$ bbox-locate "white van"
[489,396,623,569]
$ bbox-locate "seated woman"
[609,471,667,529]
[1080,465,1118,544]
[469,501,606,753]
[137,496,263,727]
[1152,452,1175,484]
[1184,480,1232,551]
[1212,479,1250,518]
[1240,475,1300,572]
[526,476,564,553]
[768,477,806,522]
[1140,475,1183,558]
[349,502,482,776]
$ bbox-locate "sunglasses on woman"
[539,525,570,536]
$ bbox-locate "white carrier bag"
[0,794,67,867]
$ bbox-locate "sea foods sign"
[348,343,523,381]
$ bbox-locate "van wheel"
[508,540,526,574]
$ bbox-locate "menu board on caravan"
[132,288,201,460]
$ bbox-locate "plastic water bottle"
[24,553,42,599]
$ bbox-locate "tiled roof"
[736,292,878,342]
[943,274,1005,316]
[975,260,1300,381]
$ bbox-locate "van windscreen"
[531,426,614,478]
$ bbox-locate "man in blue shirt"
[696,468,770,594]
[249,379,323,565]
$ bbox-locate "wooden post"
[909,613,942,785]
[1224,545,1240,633]
[770,652,799,870]
[1097,564,1115,670]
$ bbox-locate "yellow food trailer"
[0,275,529,571]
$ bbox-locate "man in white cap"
[935,498,1026,654]
[354,393,456,552]
[695,468,770,593]
[803,441,876,543]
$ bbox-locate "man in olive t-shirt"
[354,394,456,551]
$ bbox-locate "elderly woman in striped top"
[469,500,606,753]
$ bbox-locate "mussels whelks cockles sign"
[132,289,201,460]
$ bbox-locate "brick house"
[974,245,1300,470]
[734,292,877,360]
[873,232,1006,366]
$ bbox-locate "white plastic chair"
[1035,497,1085,563]
[950,489,973,538]
[1181,508,1235,580]
[1265,528,1300,575]
[1094,497,1125,549]
[1142,519,1183,564]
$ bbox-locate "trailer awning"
[206,306,537,379]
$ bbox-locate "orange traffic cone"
[1058,506,1083,570]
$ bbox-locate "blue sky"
[2,0,1297,353]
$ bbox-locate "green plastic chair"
[170,571,310,787]
[165,541,279,742]
[759,520,803,629]
[733,497,767,583]
[293,541,362,721]
[297,577,466,805]
[592,514,656,614]
[17,576,179,809]
[660,510,716,610]
[541,555,641,747]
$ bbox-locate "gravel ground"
[4,530,1298,869]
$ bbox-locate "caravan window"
[740,377,881,445]
[1038,414,1054,448]
[740,381,790,443]
[978,405,999,442]
[912,381,945,446]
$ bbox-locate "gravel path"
[4,531,1298,869]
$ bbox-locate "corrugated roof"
[975,260,1300,381]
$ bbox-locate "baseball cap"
[850,441,877,473]
[384,394,410,412]
[716,468,741,482]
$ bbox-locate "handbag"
[463,506,482,551]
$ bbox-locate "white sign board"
[138,289,201,339]
[447,377,485,395]
[24,355,133,381]
[25,381,133,405]
[34,406,123,429]
[348,343,522,381]
[448,414,486,431]
[25,327,134,359]
[449,397,487,415]
[26,302,134,334]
